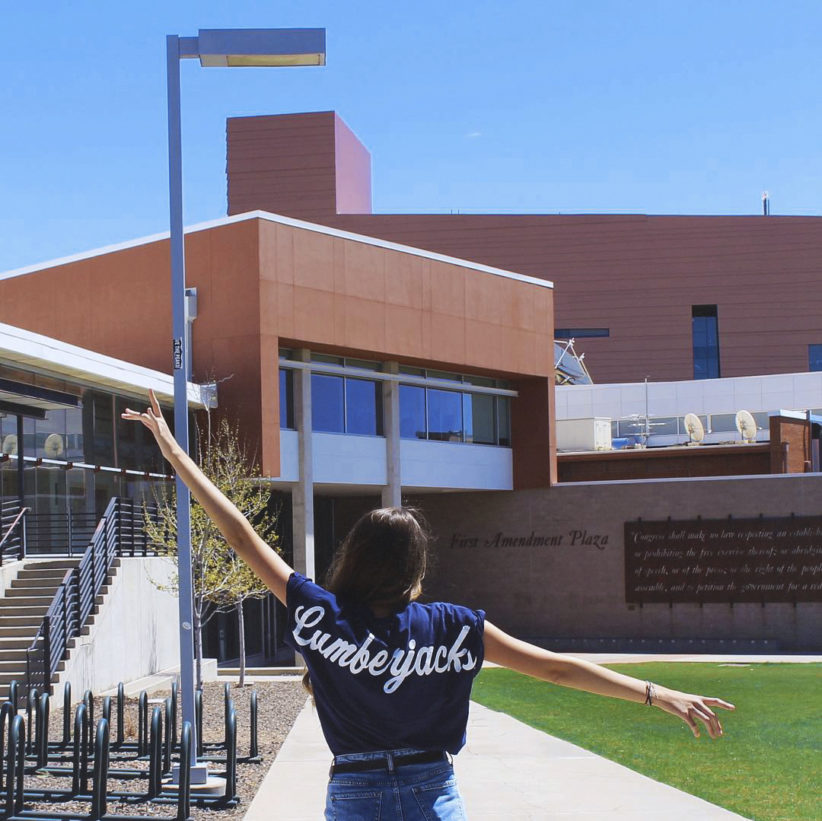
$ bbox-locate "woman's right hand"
[121,389,178,460]
[121,388,293,603]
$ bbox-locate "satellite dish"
[684,413,705,445]
[735,410,757,443]
[43,433,65,458]
[1,434,17,455]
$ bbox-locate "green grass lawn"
[472,663,821,821]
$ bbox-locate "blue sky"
[2,0,820,272]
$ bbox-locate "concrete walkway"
[240,653,822,818]
[244,699,747,820]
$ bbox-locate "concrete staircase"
[0,559,79,702]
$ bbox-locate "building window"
[90,392,115,465]
[399,385,426,439]
[427,389,464,441]
[465,393,495,444]
[309,355,384,436]
[554,328,610,339]
[279,369,294,429]
[398,369,511,446]
[497,396,511,446]
[279,355,511,445]
[346,378,382,435]
[809,345,822,372]
[463,376,496,445]
[311,374,345,433]
[692,305,720,379]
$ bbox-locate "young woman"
[123,392,734,820]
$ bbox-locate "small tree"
[145,416,278,687]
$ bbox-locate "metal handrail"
[22,510,100,557]
[24,497,162,698]
[0,505,29,564]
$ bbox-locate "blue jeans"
[325,748,467,820]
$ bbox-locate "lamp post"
[165,28,325,779]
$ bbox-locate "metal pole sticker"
[173,338,184,371]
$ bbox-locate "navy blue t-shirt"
[285,572,485,755]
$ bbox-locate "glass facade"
[809,344,822,372]
[308,355,384,436]
[399,385,426,439]
[0,370,170,522]
[398,368,512,446]
[278,354,512,448]
[427,388,463,441]
[279,368,294,429]
[345,378,381,435]
[311,374,346,432]
[692,305,720,379]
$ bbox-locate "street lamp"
[166,27,325,782]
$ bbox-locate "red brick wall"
[326,213,822,384]
[0,216,556,484]
[769,415,813,473]
[227,111,373,220]
[224,112,822,384]
[511,377,556,488]
[227,112,338,220]
[558,444,771,482]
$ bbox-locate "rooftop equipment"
[735,409,758,443]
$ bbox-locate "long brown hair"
[301,506,430,694]
[325,506,430,609]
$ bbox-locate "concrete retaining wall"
[0,560,23,594]
[54,557,180,700]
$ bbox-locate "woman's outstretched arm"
[483,621,734,739]
[122,390,293,604]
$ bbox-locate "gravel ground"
[14,679,308,820]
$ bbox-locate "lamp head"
[196,28,326,67]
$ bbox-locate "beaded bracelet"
[644,680,656,706]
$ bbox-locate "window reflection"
[0,384,174,522]
[282,358,512,447]
[91,392,115,465]
[469,393,496,444]
[279,369,294,429]
[400,385,426,439]
[692,305,720,379]
[311,374,345,433]
[427,389,463,441]
[398,373,511,447]
[346,378,382,435]
[498,397,511,446]
[0,415,17,456]
[296,357,385,437]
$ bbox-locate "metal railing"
[0,501,28,565]
[24,497,162,697]
[23,510,100,557]
[1,503,150,562]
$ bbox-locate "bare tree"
[145,416,278,687]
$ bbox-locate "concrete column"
[381,362,402,508]
[292,349,315,580]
